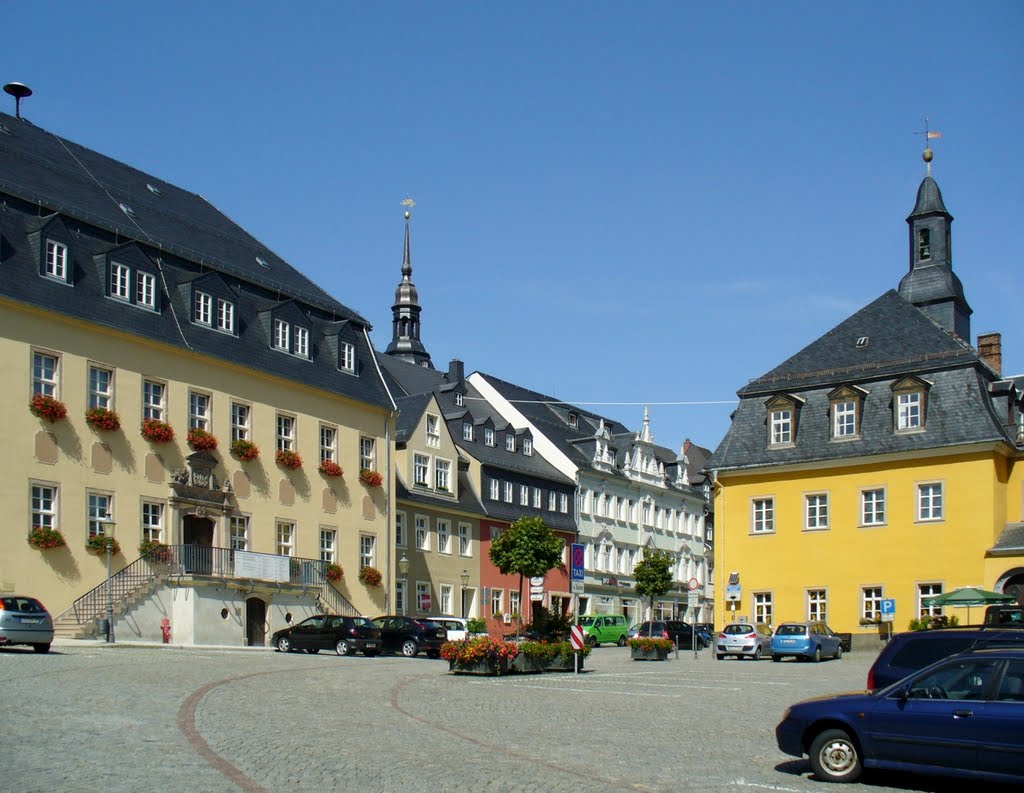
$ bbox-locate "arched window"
[918,228,931,261]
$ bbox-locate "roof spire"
[915,116,942,177]
[640,404,653,443]
[400,197,415,279]
[385,197,434,368]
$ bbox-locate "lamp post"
[398,552,410,615]
[102,514,116,644]
[460,569,470,619]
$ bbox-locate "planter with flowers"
[28,526,67,550]
[87,535,121,556]
[276,449,303,470]
[29,394,68,423]
[628,636,674,661]
[545,640,591,672]
[231,439,260,462]
[324,563,344,582]
[442,636,520,675]
[187,427,218,451]
[357,565,382,587]
[509,640,554,674]
[359,469,383,488]
[85,407,121,432]
[318,459,344,478]
[138,540,172,564]
[141,418,175,444]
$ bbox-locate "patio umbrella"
[922,586,1014,624]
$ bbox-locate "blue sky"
[7,3,1023,455]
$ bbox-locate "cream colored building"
[0,110,397,646]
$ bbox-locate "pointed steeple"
[897,146,972,341]
[639,405,654,444]
[385,206,434,368]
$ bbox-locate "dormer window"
[294,327,309,358]
[272,318,310,359]
[136,272,156,308]
[918,228,931,261]
[892,376,930,433]
[462,421,474,441]
[426,414,440,448]
[568,412,578,429]
[454,392,464,407]
[194,291,213,325]
[45,240,68,281]
[217,299,234,333]
[484,427,495,447]
[828,385,867,440]
[523,438,533,456]
[339,342,355,373]
[771,409,792,445]
[766,394,803,448]
[111,263,130,300]
[273,319,290,350]
[506,433,516,452]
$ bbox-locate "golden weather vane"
[914,117,943,175]
[400,196,415,219]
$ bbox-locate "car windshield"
[578,617,595,626]
[776,624,807,636]
[724,624,753,634]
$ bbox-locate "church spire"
[385,202,434,368]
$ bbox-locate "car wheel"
[813,645,822,663]
[588,635,598,648]
[33,643,51,654]
[276,636,292,653]
[617,635,626,647]
[401,639,419,657]
[752,646,762,661]
[835,644,843,660]
[716,653,724,661]
[772,654,782,662]
[809,728,862,783]
[335,640,351,656]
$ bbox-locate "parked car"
[0,596,53,653]
[984,604,1024,626]
[578,614,629,647]
[771,621,843,662]
[373,615,447,657]
[867,624,1024,689]
[716,622,773,660]
[637,620,708,649]
[776,647,1024,784]
[272,615,382,656]
[427,617,485,641]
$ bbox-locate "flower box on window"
[359,469,383,488]
[275,449,303,470]
[29,394,68,423]
[357,565,382,587]
[187,427,218,451]
[87,535,121,556]
[141,418,175,444]
[318,460,344,478]
[28,526,67,550]
[85,407,121,432]
[230,439,260,461]
[324,563,344,582]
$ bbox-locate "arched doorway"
[997,568,1024,605]
[183,514,214,574]
[245,598,267,647]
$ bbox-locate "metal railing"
[60,545,358,627]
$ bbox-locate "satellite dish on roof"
[3,82,32,119]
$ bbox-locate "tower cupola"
[385,207,434,368]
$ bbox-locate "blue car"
[776,647,1024,784]
[770,621,843,662]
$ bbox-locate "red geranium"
[141,418,175,444]
[29,394,68,423]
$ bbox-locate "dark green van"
[578,614,629,647]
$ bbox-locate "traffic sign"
[688,577,699,591]
[687,591,699,608]
[571,543,585,582]
[569,625,586,650]
[880,598,896,623]
[570,580,584,594]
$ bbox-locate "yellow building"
[0,111,397,646]
[709,154,1024,649]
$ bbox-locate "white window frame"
[413,454,430,487]
[752,498,774,533]
[426,414,441,448]
[45,240,68,280]
[277,414,296,452]
[770,408,792,446]
[533,488,542,509]
[519,485,529,506]
[189,391,211,430]
[754,592,773,626]
[454,392,463,407]
[396,579,407,615]
[231,402,250,442]
[523,438,533,456]
[918,482,944,522]
[509,590,522,619]
[88,365,113,410]
[918,583,944,617]
[110,263,130,300]
[805,493,829,530]
[320,425,337,464]
[216,298,234,333]
[833,400,857,438]
[229,515,249,551]
[807,589,827,622]
[339,341,355,372]
[437,520,452,555]
[359,534,376,569]
[87,492,112,539]
[33,351,59,397]
[491,588,504,617]
[490,479,500,500]
[276,521,295,557]
[484,427,495,447]
[320,528,337,563]
[862,586,884,622]
[136,271,156,308]
[458,523,471,556]
[861,488,886,526]
[549,491,557,511]
[141,501,164,544]
[359,437,376,471]
[415,581,431,613]
[415,515,430,551]
[273,319,290,351]
[143,379,165,421]
[395,511,407,548]
[194,291,213,325]
[440,584,453,615]
[897,391,923,431]
[294,326,309,358]
[560,493,568,513]
[504,481,513,503]
[506,433,516,452]
[435,458,452,493]
[30,483,58,531]
[462,421,474,441]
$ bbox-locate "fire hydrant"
[160,618,172,644]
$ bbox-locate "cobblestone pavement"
[2,642,1011,793]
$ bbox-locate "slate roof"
[395,467,485,516]
[0,113,394,410]
[990,523,1024,555]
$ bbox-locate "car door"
[821,623,842,656]
[290,616,326,650]
[977,659,1024,777]
[375,617,398,652]
[865,657,999,773]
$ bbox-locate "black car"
[637,620,708,649]
[373,615,447,657]
[867,625,1024,689]
[272,615,382,656]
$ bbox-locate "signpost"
[570,542,585,630]
[569,624,586,675]
[688,590,699,659]
[880,598,896,642]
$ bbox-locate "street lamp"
[101,513,116,644]
[460,569,470,619]
[398,553,410,615]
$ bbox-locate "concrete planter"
[631,646,670,661]
[509,654,547,674]
[448,658,509,676]
[546,654,586,672]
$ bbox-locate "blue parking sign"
[881,598,895,615]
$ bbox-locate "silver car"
[0,596,54,653]
[715,622,772,660]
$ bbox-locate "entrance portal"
[246,597,267,647]
[183,515,214,574]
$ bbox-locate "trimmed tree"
[488,516,565,634]
[633,549,674,622]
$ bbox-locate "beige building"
[1,110,397,646]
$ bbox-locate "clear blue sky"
[7,3,1023,456]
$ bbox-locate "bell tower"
[385,204,434,368]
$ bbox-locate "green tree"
[633,549,674,620]
[488,516,565,633]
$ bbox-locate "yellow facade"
[3,298,394,622]
[715,446,1024,637]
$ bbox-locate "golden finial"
[401,197,415,220]
[915,117,942,175]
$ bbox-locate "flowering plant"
[231,439,260,461]
[324,563,344,582]
[87,535,121,556]
[276,449,303,470]
[318,459,344,477]
[85,407,121,432]
[28,526,66,550]
[138,540,172,563]
[359,469,383,487]
[441,636,521,666]
[141,418,175,444]
[187,427,218,451]
[628,637,674,652]
[29,394,68,423]
[357,565,382,587]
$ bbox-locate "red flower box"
[28,526,67,550]
[231,439,260,461]
[318,459,344,477]
[359,469,383,487]
[358,566,382,587]
[85,407,121,432]
[276,449,303,470]
[325,563,344,582]
[187,427,218,451]
[141,418,175,444]
[29,394,68,423]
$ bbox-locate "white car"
[427,617,484,641]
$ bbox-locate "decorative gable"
[890,375,931,433]
[263,300,313,359]
[764,393,804,448]
[827,384,869,441]
[95,242,161,311]
[30,215,75,284]
[185,271,238,334]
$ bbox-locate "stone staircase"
[53,576,165,639]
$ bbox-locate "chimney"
[447,358,464,385]
[977,332,1002,376]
